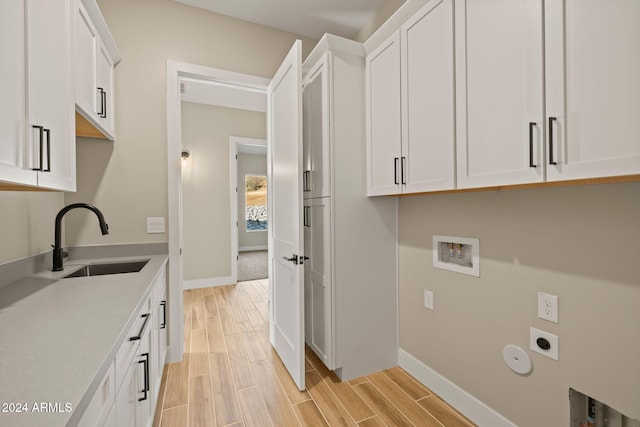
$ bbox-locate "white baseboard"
[239,245,268,252]
[398,349,516,427]
[183,276,236,290]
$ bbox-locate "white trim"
[167,60,269,364]
[398,349,516,427]
[239,245,268,252]
[230,139,239,285]
[183,276,236,290]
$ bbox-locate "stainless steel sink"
[64,260,149,278]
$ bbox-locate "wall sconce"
[181,148,191,160]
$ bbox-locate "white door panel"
[268,40,305,391]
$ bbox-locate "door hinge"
[179,248,182,255]
[235,154,238,160]
[237,255,239,260]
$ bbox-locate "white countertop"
[0,253,168,426]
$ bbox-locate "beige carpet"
[237,250,268,282]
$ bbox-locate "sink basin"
[64,260,149,278]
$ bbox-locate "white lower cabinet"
[78,361,115,427]
[115,355,138,427]
[79,264,168,427]
[115,300,151,427]
[151,268,168,406]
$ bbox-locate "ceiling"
[173,0,388,40]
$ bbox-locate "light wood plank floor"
[153,281,476,427]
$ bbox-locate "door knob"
[283,255,299,265]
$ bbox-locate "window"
[245,174,267,231]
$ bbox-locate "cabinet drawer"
[115,297,150,391]
[78,360,115,427]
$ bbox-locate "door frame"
[166,60,270,363]
[230,136,268,283]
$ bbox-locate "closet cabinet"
[455,0,640,188]
[0,0,76,191]
[366,0,455,196]
[74,0,120,140]
[302,35,397,380]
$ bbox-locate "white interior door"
[268,40,305,391]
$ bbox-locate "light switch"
[147,217,165,234]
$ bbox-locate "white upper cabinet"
[0,0,36,187]
[401,0,455,193]
[27,0,76,191]
[74,0,120,140]
[366,31,402,196]
[366,0,455,196]
[545,0,640,181]
[455,0,544,189]
[0,0,75,191]
[302,57,330,199]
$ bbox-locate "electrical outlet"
[424,290,434,310]
[538,292,558,323]
[530,327,559,361]
[147,217,165,234]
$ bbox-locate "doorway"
[230,137,269,282]
[166,61,271,364]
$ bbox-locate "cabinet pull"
[138,352,149,402]
[529,122,537,168]
[548,117,558,165]
[160,301,167,329]
[394,157,399,185]
[101,90,107,119]
[43,129,51,172]
[129,313,151,341]
[401,157,407,185]
[303,206,311,227]
[31,125,44,171]
[303,171,309,192]
[97,87,107,118]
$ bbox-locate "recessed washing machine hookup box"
[432,235,480,277]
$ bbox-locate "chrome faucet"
[53,203,109,271]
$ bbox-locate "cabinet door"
[27,0,75,191]
[545,0,640,181]
[96,39,115,138]
[401,0,455,193]
[137,318,152,427]
[116,358,138,427]
[366,30,402,196]
[152,288,167,403]
[303,198,333,370]
[302,56,330,199]
[0,0,37,187]
[455,0,544,188]
[75,0,98,121]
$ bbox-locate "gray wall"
[237,153,268,250]
[398,182,640,426]
[0,192,63,264]
[181,103,266,281]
